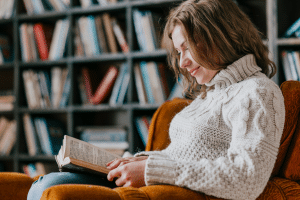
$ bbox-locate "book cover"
[78,16,94,57]
[78,126,127,142]
[140,61,155,104]
[102,13,118,53]
[134,63,147,104]
[33,23,53,61]
[23,114,41,156]
[109,63,127,106]
[90,66,118,104]
[283,17,300,38]
[111,17,129,53]
[95,15,108,53]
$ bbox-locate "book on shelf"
[139,61,155,104]
[283,17,300,38]
[0,91,14,111]
[109,63,130,106]
[111,17,129,53]
[0,120,16,155]
[23,114,41,156]
[168,77,184,100]
[132,9,161,52]
[77,125,127,142]
[0,0,15,19]
[51,67,70,108]
[55,135,121,176]
[281,50,299,81]
[102,13,118,53]
[82,66,119,105]
[23,162,58,178]
[74,22,85,57]
[134,63,147,104]
[0,34,12,63]
[135,116,151,146]
[37,70,52,108]
[23,0,68,14]
[48,19,70,61]
[79,0,93,8]
[33,23,54,61]
[95,15,109,53]
[0,116,9,140]
[33,117,65,155]
[27,24,39,61]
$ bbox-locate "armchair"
[1,80,300,200]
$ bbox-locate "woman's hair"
[162,0,276,99]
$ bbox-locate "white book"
[48,19,63,60]
[51,67,62,107]
[141,12,155,51]
[134,63,147,104]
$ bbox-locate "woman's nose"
[180,53,191,69]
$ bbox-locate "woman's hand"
[107,157,148,187]
[106,156,148,170]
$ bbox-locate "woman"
[28,0,285,199]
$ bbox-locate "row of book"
[20,19,70,62]
[22,0,69,15]
[22,0,118,15]
[23,162,58,178]
[0,116,16,155]
[79,62,183,106]
[75,13,128,57]
[22,67,70,109]
[23,114,65,156]
[281,50,300,81]
[0,0,15,19]
[0,90,14,111]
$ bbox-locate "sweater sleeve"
[136,86,285,200]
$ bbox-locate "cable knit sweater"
[135,54,285,200]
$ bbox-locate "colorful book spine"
[140,61,155,104]
[284,17,300,38]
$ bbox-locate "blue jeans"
[27,172,116,200]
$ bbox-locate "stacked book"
[281,50,300,81]
[0,0,15,19]
[0,90,14,111]
[0,34,13,64]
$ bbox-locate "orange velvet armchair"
[1,80,300,200]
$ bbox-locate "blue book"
[109,63,127,106]
[284,17,300,38]
[140,61,155,104]
[87,15,101,55]
[59,70,71,107]
[116,70,130,105]
[135,116,151,146]
[44,118,65,155]
[34,118,52,155]
[54,19,70,60]
[133,9,147,51]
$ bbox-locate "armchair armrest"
[0,172,35,200]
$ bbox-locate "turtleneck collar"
[205,54,262,91]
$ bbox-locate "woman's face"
[172,25,219,84]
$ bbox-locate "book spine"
[33,23,49,61]
[111,17,129,53]
[87,15,101,55]
[55,19,70,60]
[141,11,155,51]
[59,70,71,107]
[116,70,130,105]
[90,66,118,104]
[102,13,118,53]
[284,17,300,38]
[81,131,127,142]
[133,9,147,51]
[81,67,93,103]
[109,63,127,106]
[287,51,299,80]
[140,61,155,104]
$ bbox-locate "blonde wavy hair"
[162,0,276,99]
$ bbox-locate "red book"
[82,66,119,105]
[81,67,93,103]
[33,23,53,61]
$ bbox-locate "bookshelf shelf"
[0,0,294,173]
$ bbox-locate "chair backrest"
[274,80,300,180]
[146,81,300,181]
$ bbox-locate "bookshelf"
[0,0,295,173]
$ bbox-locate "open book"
[55,135,121,177]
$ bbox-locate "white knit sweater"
[135,54,285,200]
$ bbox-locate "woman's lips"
[190,66,200,76]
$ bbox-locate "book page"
[64,135,121,167]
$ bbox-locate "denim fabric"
[27,172,115,200]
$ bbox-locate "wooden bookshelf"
[0,0,296,173]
